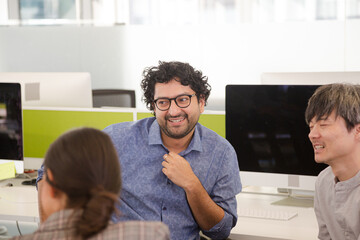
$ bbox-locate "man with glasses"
[104,61,241,240]
[38,61,241,240]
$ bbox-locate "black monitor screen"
[226,84,326,176]
[0,83,23,161]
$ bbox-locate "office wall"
[1,20,360,110]
[0,26,128,89]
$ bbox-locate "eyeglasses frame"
[153,93,196,111]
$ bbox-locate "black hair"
[305,83,360,131]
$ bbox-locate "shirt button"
[163,207,167,210]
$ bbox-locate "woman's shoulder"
[93,221,170,240]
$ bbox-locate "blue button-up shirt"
[38,117,242,240]
[105,117,241,240]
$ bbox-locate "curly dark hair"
[140,61,211,112]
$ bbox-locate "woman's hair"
[43,127,121,239]
[305,83,360,131]
[141,61,211,113]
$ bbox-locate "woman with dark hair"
[11,127,169,240]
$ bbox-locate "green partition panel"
[199,114,225,138]
[23,109,225,158]
[137,112,225,138]
[23,109,133,158]
[137,112,153,120]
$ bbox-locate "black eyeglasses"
[153,94,196,111]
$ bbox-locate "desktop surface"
[232,189,318,240]
[0,177,39,222]
[0,180,318,240]
[228,233,291,240]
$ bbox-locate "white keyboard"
[238,208,298,221]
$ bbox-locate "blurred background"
[1,0,359,110]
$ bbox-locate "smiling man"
[305,83,360,240]
[103,61,242,240]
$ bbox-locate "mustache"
[165,113,188,120]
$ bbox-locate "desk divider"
[23,108,225,159]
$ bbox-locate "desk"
[0,178,39,223]
[230,189,318,240]
[0,182,318,239]
[0,178,39,237]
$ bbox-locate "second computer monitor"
[226,84,327,191]
[0,72,93,108]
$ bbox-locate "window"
[347,0,360,19]
[20,0,76,20]
[316,0,337,20]
[287,0,306,21]
[1,0,357,26]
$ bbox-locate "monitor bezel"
[0,82,24,174]
[225,84,326,191]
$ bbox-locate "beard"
[159,113,197,139]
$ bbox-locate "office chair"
[92,89,136,108]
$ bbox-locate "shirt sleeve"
[36,164,44,190]
[202,145,242,239]
[201,197,238,239]
[314,178,331,240]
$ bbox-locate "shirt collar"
[38,209,81,232]
[148,119,163,145]
[335,169,360,190]
[148,119,203,154]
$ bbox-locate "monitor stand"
[242,186,314,208]
[271,196,314,208]
[271,188,314,208]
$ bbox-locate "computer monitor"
[0,72,93,171]
[0,72,93,108]
[226,84,327,192]
[0,83,24,174]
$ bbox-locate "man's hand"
[161,151,225,231]
[161,152,199,190]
